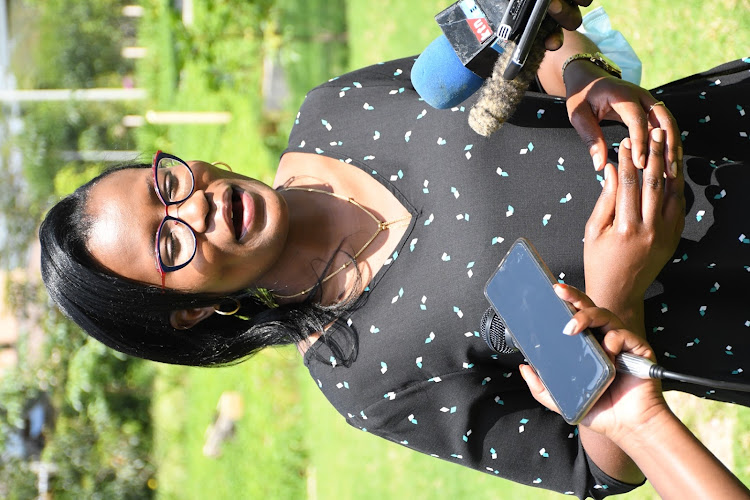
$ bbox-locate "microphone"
[410,0,557,136]
[480,307,518,354]
[411,34,486,110]
[480,307,750,392]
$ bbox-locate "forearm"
[537,29,599,96]
[579,425,645,485]
[579,296,646,483]
[614,408,750,499]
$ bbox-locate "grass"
[140,1,750,498]
[151,347,306,500]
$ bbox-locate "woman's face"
[85,160,289,294]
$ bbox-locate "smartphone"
[484,238,615,424]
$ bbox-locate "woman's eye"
[165,172,177,199]
[171,233,182,261]
[161,230,175,266]
[167,231,182,263]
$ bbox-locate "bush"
[28,0,133,89]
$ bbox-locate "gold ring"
[647,101,666,114]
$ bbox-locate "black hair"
[39,164,359,366]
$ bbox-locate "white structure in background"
[60,150,141,162]
[122,5,144,17]
[123,110,233,127]
[0,87,147,102]
[121,46,147,59]
[172,0,194,27]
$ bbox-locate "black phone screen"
[484,239,613,423]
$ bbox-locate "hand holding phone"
[520,283,665,437]
[484,238,615,424]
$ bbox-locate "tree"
[28,0,133,89]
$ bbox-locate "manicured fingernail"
[562,319,577,336]
[549,0,562,14]
[592,153,602,170]
[638,154,646,169]
[670,161,678,178]
[651,128,663,142]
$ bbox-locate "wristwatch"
[562,52,623,79]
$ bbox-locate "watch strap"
[562,52,623,79]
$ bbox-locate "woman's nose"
[171,189,209,233]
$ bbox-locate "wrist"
[609,403,676,451]
[562,60,611,95]
[563,52,622,81]
[585,289,645,330]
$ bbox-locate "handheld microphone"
[411,34,486,110]
[480,307,750,393]
[411,0,557,136]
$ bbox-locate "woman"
[40,27,748,498]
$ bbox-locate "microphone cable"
[616,353,750,392]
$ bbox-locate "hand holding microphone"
[411,0,561,136]
[410,0,593,137]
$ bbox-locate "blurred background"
[0,0,748,498]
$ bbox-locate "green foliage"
[134,0,284,172]
[52,163,105,197]
[30,0,133,89]
[0,299,155,499]
[0,156,39,269]
[0,458,37,500]
[276,0,348,107]
[0,367,45,498]
[3,98,136,267]
[41,338,156,499]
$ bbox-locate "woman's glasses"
[152,151,198,289]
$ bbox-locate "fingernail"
[592,153,602,170]
[549,0,562,14]
[651,128,663,142]
[562,319,577,336]
[638,154,646,169]
[670,161,678,178]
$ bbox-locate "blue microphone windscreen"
[411,35,485,110]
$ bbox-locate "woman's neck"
[257,186,364,303]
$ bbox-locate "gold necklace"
[274,186,411,299]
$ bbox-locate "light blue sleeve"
[578,7,642,85]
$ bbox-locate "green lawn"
[142,1,750,498]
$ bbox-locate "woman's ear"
[170,306,216,330]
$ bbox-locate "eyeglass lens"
[156,156,194,204]
[156,157,196,269]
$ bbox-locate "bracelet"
[562,52,623,80]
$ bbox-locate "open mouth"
[231,188,245,240]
